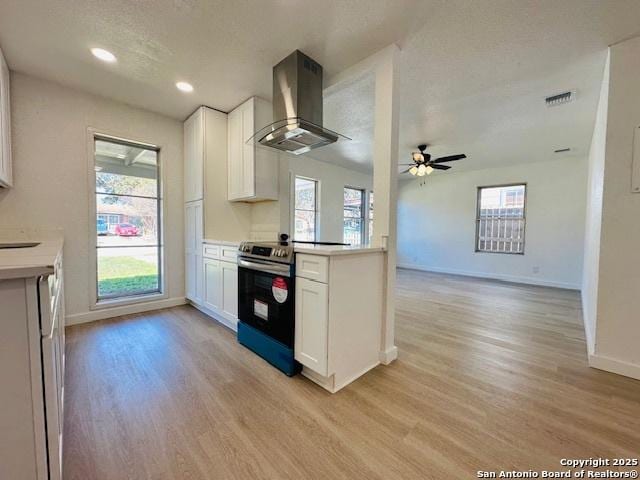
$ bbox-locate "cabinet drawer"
[220,245,238,263]
[202,243,220,259]
[296,254,329,283]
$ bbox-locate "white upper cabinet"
[184,108,205,202]
[0,45,13,188]
[227,97,278,202]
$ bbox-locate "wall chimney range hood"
[251,50,349,156]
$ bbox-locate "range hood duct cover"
[255,50,348,156]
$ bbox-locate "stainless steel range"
[236,241,300,376]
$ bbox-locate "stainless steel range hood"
[252,50,348,156]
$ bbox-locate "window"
[294,176,318,241]
[343,187,365,245]
[476,184,526,254]
[368,191,374,245]
[94,137,162,300]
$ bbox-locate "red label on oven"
[272,277,288,304]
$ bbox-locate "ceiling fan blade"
[401,167,413,173]
[433,154,466,163]
[399,163,416,166]
[430,164,451,170]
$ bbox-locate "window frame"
[475,183,527,255]
[87,129,167,310]
[343,185,366,245]
[292,175,319,242]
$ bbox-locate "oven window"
[238,267,295,347]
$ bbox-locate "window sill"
[474,250,525,255]
[91,291,167,311]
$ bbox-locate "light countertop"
[0,234,64,280]
[203,239,240,246]
[293,244,385,256]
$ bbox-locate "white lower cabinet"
[294,252,385,393]
[203,258,221,311]
[295,278,329,376]
[221,261,238,321]
[198,242,238,330]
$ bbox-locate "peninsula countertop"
[293,244,385,256]
[0,231,63,280]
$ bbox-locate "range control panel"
[238,242,294,264]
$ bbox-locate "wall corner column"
[372,44,400,364]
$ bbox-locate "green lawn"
[98,256,158,297]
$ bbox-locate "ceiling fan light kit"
[401,144,467,181]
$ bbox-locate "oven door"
[237,258,294,348]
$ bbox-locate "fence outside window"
[476,184,526,254]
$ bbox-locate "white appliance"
[0,242,64,480]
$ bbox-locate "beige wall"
[0,73,184,322]
[587,36,640,379]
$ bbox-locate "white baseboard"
[190,301,238,332]
[379,346,398,364]
[589,353,640,381]
[397,264,580,290]
[66,296,186,326]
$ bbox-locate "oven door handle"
[237,258,291,277]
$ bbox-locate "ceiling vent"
[545,91,575,107]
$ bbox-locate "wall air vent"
[545,91,575,107]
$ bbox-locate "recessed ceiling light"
[176,81,194,93]
[91,48,116,63]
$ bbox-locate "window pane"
[95,140,158,196]
[295,210,316,241]
[368,192,374,244]
[479,185,525,210]
[97,247,159,298]
[96,194,158,246]
[343,188,363,218]
[95,137,161,301]
[476,184,526,254]
[343,187,364,245]
[344,219,362,245]
[295,178,316,211]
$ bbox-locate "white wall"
[581,51,609,355]
[586,37,640,379]
[0,73,184,323]
[250,154,373,243]
[397,158,587,289]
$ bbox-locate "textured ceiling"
[1,0,640,174]
[0,0,427,118]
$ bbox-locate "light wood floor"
[63,270,640,480]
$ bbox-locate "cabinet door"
[295,278,329,376]
[184,109,204,202]
[221,261,238,323]
[185,201,203,303]
[185,252,196,301]
[227,108,243,200]
[240,100,255,198]
[194,202,204,303]
[203,258,222,311]
[0,46,11,187]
